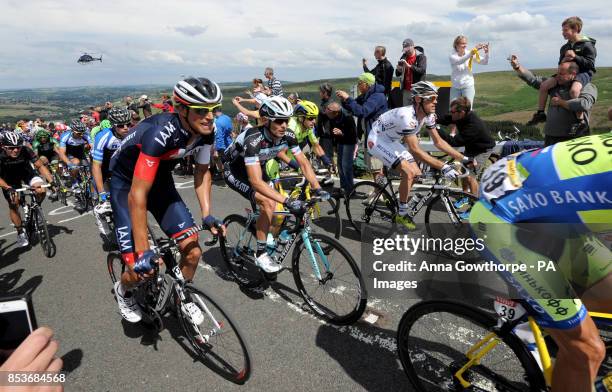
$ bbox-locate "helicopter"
[77,53,102,64]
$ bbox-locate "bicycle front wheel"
[346,180,396,236]
[219,214,264,288]
[398,300,545,392]
[107,252,125,285]
[176,284,252,384]
[292,233,367,325]
[424,191,480,261]
[33,208,55,258]
[310,197,342,239]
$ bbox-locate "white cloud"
[0,0,610,88]
[144,50,185,64]
[250,27,278,39]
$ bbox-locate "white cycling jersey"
[372,106,436,141]
[367,106,436,168]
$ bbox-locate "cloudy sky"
[2,0,611,89]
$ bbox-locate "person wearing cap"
[362,46,394,95]
[138,95,153,118]
[336,72,387,173]
[395,38,427,106]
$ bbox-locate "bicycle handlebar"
[14,184,52,192]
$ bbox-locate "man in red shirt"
[395,38,427,106]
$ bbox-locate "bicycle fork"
[302,230,331,282]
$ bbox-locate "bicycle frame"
[454,311,612,389]
[237,202,331,281]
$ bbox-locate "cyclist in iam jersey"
[109,77,226,323]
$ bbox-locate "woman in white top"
[449,35,489,108]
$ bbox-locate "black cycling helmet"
[70,119,88,133]
[1,131,24,147]
[107,107,132,125]
[173,77,222,106]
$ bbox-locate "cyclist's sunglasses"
[114,123,130,129]
[305,116,317,121]
[188,104,221,116]
[272,118,289,124]
[73,132,83,136]
[3,146,21,151]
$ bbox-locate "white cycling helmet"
[259,96,294,120]
[411,81,439,99]
[173,77,222,106]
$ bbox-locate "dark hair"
[319,82,333,95]
[450,96,472,112]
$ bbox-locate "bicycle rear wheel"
[33,207,55,258]
[107,252,125,285]
[176,284,252,384]
[397,300,545,392]
[345,180,396,236]
[292,233,367,325]
[219,214,264,288]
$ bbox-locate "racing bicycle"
[107,226,252,384]
[218,187,367,325]
[397,298,612,391]
[15,184,55,258]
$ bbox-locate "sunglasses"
[272,119,289,125]
[188,104,221,116]
[115,123,130,129]
[305,116,317,121]
[4,146,22,151]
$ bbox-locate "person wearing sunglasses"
[287,100,334,186]
[108,77,225,324]
[57,119,93,191]
[366,81,471,230]
[222,96,329,273]
[0,131,54,248]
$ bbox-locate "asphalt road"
[0,175,424,392]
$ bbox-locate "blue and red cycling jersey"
[110,113,213,183]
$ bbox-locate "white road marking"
[196,260,398,353]
[48,203,76,216]
[0,231,17,238]
[57,211,92,223]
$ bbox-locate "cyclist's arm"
[91,161,104,194]
[276,149,293,165]
[32,158,53,184]
[285,130,321,189]
[91,134,106,193]
[128,153,159,253]
[425,126,464,161]
[404,135,445,170]
[194,163,212,217]
[0,175,11,191]
[307,131,326,158]
[245,163,286,204]
[57,147,70,164]
[294,151,321,190]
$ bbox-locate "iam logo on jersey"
[178,222,186,229]
[145,159,156,168]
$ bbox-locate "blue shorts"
[574,72,592,86]
[109,173,196,264]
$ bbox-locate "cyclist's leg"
[470,202,606,391]
[148,178,200,281]
[109,175,140,287]
[3,186,23,230]
[545,317,606,392]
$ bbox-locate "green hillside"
[1,68,610,134]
